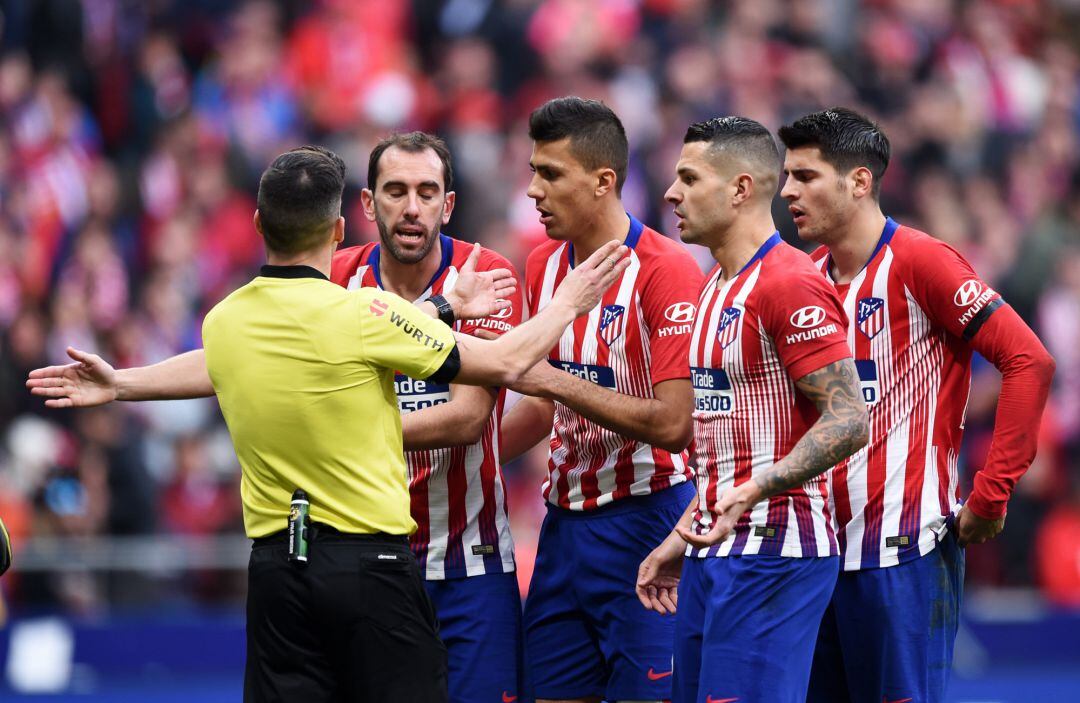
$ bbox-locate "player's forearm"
[754,360,869,500]
[454,301,577,386]
[499,396,555,463]
[538,374,692,452]
[115,350,214,401]
[401,392,495,451]
[967,308,1056,520]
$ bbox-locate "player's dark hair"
[529,96,629,196]
[684,116,782,180]
[257,145,346,255]
[367,131,454,193]
[778,108,890,198]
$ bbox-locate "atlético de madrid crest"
[717,307,742,349]
[599,304,625,346]
[857,297,885,339]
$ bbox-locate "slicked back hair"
[529,96,629,196]
[257,145,346,255]
[684,116,782,195]
[778,108,891,198]
[367,131,453,193]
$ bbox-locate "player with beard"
[635,117,868,703]
[499,97,703,703]
[778,108,1056,703]
[29,134,532,703]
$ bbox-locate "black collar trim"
[259,265,328,281]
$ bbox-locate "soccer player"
[27,135,538,703]
[499,97,704,703]
[777,108,1056,703]
[634,117,869,703]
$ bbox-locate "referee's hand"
[26,347,119,408]
[552,240,630,315]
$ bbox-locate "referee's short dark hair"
[257,145,347,254]
[778,108,891,198]
[367,131,454,193]
[684,116,781,193]
[529,96,629,196]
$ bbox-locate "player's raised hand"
[552,240,629,316]
[445,242,517,321]
[955,504,1006,547]
[26,347,119,408]
[636,534,686,615]
[676,482,759,548]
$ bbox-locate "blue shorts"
[425,571,525,703]
[673,554,839,703]
[807,529,965,703]
[523,482,695,701]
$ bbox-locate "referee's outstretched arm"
[26,242,630,407]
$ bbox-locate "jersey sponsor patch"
[857,297,886,340]
[389,310,447,352]
[664,301,696,323]
[598,304,626,346]
[716,307,742,349]
[394,374,450,414]
[548,359,617,388]
[790,305,827,328]
[953,280,982,307]
[691,366,734,414]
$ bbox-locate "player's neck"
[827,208,887,284]
[570,204,631,265]
[378,237,444,302]
[712,213,777,281]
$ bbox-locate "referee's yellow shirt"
[202,265,457,539]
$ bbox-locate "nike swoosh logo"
[647,668,673,680]
[706,697,739,703]
[883,698,912,703]
[501,693,517,703]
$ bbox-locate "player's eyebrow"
[381,179,442,192]
[784,167,816,178]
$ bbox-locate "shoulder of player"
[331,242,377,281]
[807,244,829,265]
[523,238,566,276]
[633,227,702,274]
[886,223,971,273]
[756,243,836,296]
[446,237,518,274]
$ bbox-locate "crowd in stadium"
[1,0,1079,615]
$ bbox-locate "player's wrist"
[112,369,130,402]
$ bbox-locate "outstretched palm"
[447,242,517,321]
[26,347,118,408]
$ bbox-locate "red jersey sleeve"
[639,251,704,384]
[457,249,524,338]
[330,245,371,288]
[761,268,852,381]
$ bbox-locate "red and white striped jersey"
[331,235,521,580]
[811,218,1003,570]
[524,215,701,510]
[687,233,851,558]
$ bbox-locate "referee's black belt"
[252,522,409,548]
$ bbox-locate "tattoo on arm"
[753,358,870,499]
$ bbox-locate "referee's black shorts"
[244,527,447,702]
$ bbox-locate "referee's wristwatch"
[426,294,456,326]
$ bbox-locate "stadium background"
[0,0,1079,700]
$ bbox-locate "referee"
[199,146,628,701]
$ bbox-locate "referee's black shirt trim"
[260,264,329,281]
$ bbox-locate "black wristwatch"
[426,294,456,326]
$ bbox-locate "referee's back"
[203,270,454,539]
[204,145,452,703]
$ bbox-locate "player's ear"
[732,173,754,206]
[253,210,264,235]
[332,216,345,245]
[851,166,874,199]
[442,191,456,224]
[360,188,377,222]
[595,167,618,198]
